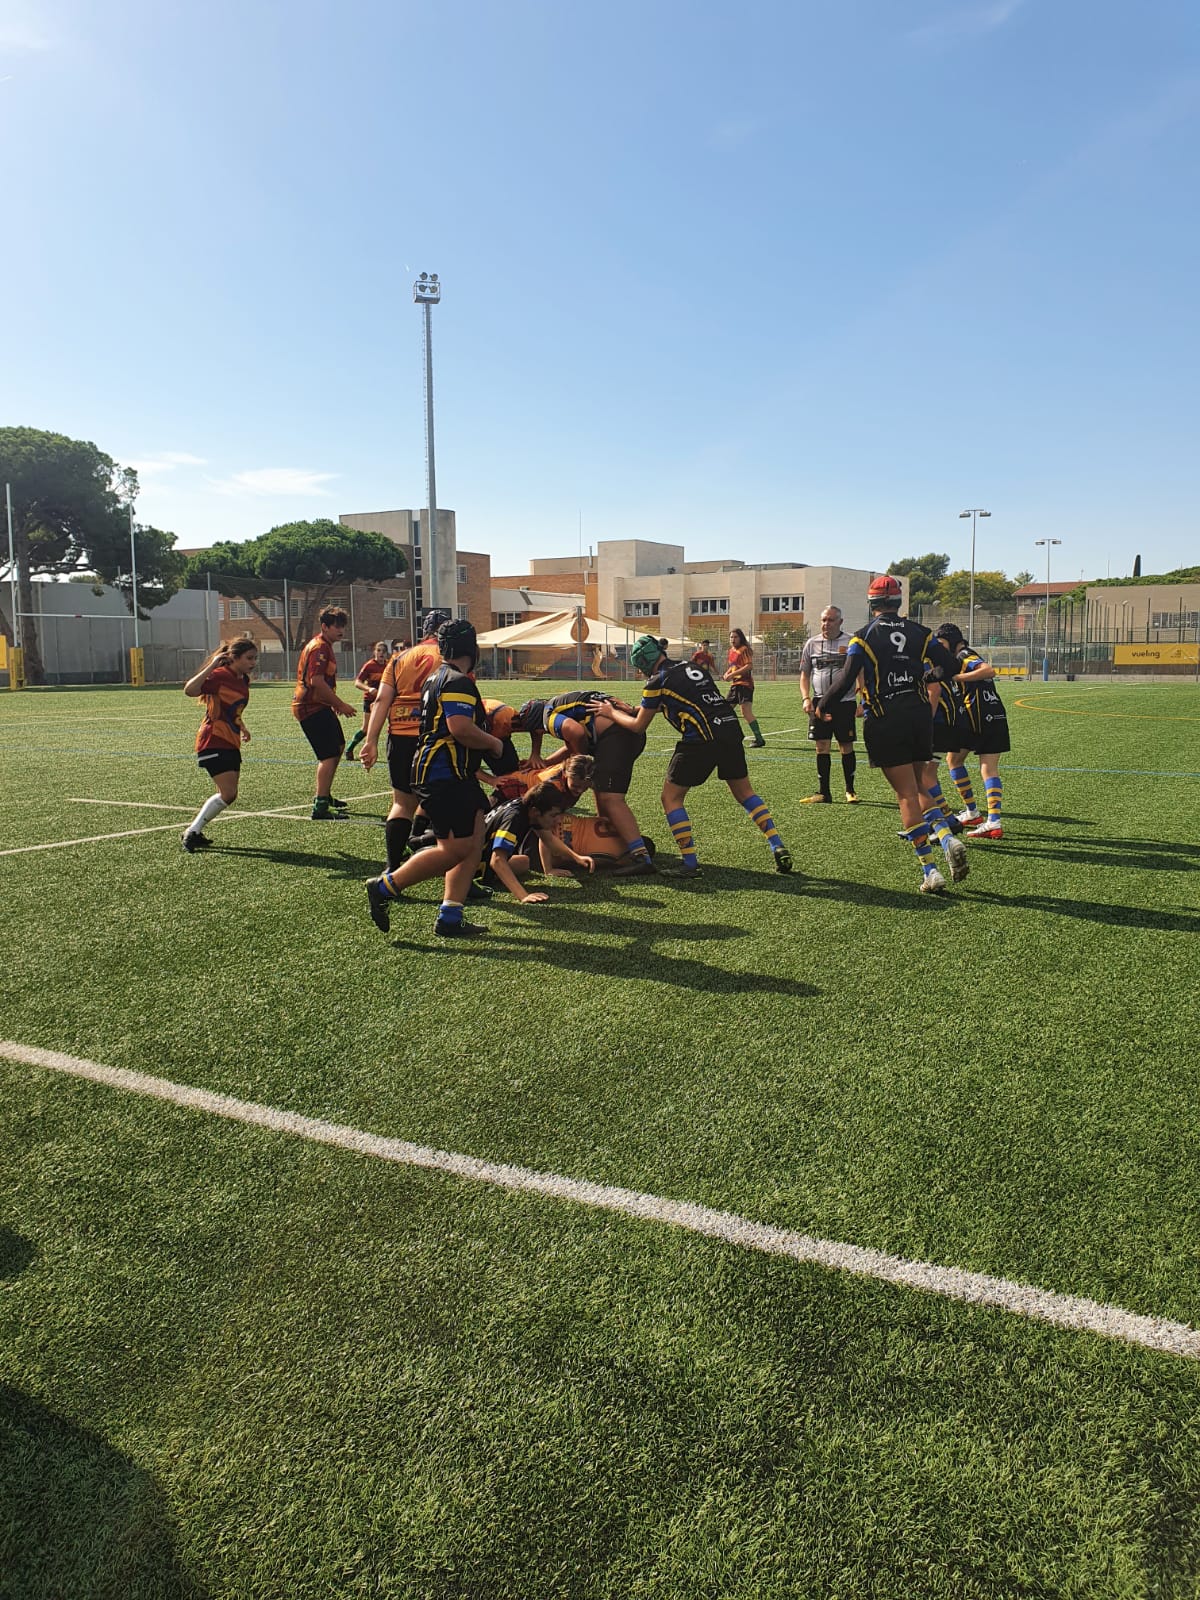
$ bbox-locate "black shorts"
[197,747,241,777]
[863,700,934,769]
[969,723,1011,756]
[592,724,646,795]
[727,682,754,706]
[665,734,748,789]
[416,779,488,840]
[387,734,417,793]
[931,719,958,756]
[299,707,345,762]
[809,701,857,745]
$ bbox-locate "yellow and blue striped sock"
[907,821,937,873]
[741,793,784,854]
[984,776,1002,820]
[665,806,698,869]
[948,764,976,810]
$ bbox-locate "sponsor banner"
[1114,643,1200,666]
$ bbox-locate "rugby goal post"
[987,645,1030,679]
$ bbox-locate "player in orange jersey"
[292,607,356,820]
[345,640,390,763]
[359,609,450,869]
[723,627,766,747]
[180,638,258,852]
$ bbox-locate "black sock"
[385,816,413,871]
[817,753,832,798]
[842,751,857,792]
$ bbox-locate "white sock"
[186,794,228,836]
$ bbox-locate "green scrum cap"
[630,635,667,675]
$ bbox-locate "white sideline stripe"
[0,794,391,856]
[3,1040,1197,1361]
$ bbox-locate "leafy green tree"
[934,569,1017,606]
[887,553,949,609]
[0,426,182,683]
[184,520,407,650]
[1013,570,1034,588]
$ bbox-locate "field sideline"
[2,678,1200,1598]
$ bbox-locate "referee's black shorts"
[863,699,933,769]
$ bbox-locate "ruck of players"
[181,571,1011,925]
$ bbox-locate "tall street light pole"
[413,272,441,618]
[959,509,990,633]
[1035,537,1062,681]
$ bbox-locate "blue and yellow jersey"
[542,690,612,741]
[411,666,486,786]
[482,798,534,859]
[640,659,741,742]
[844,616,955,722]
[195,666,249,753]
[958,649,1009,734]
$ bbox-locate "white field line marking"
[0,794,391,856]
[3,1041,1197,1361]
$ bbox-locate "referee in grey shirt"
[799,606,860,804]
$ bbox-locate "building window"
[227,600,250,619]
[624,600,660,618]
[1151,611,1199,630]
[693,598,729,615]
[762,595,804,613]
[289,598,302,618]
[383,598,408,620]
[257,598,283,618]
[494,612,523,628]
[457,604,469,621]
[457,565,467,585]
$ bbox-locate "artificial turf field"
[2,676,1199,1599]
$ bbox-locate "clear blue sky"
[3,0,1197,583]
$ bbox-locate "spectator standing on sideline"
[345,640,390,763]
[723,627,766,747]
[799,606,860,805]
[292,607,356,820]
[181,638,258,852]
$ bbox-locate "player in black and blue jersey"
[818,576,963,893]
[937,622,1010,840]
[513,687,654,874]
[364,620,509,938]
[601,636,792,877]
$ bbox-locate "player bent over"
[364,620,507,939]
[818,576,960,894]
[602,635,792,878]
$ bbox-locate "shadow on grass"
[965,890,1200,933]
[212,843,383,879]
[0,1228,209,1599]
[979,836,1200,872]
[381,907,820,995]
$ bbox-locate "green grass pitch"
[2,677,1199,1598]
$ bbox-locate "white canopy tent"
[474,609,693,681]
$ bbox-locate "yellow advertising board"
[0,635,7,669]
[6,645,24,689]
[129,646,146,686]
[1114,643,1199,667]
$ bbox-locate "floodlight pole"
[1035,538,1062,680]
[128,500,140,650]
[5,482,19,651]
[414,272,442,614]
[959,509,990,632]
